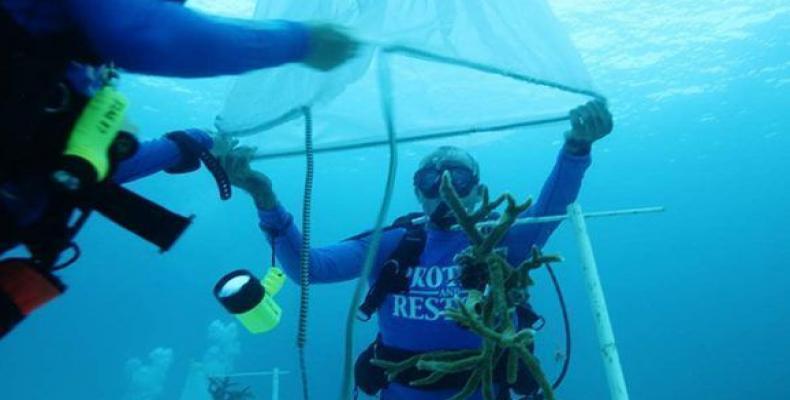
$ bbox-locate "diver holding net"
[214,100,612,399]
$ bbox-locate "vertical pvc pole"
[272,368,281,400]
[567,203,630,400]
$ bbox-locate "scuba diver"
[218,100,613,400]
[0,0,358,338]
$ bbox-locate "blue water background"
[1,1,788,399]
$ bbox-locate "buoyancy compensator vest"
[0,9,218,339]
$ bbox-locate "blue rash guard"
[258,148,591,400]
[1,0,311,77]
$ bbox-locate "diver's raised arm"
[66,0,357,77]
[525,100,612,217]
[503,101,613,254]
[112,129,213,184]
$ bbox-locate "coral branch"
[516,345,556,400]
[373,178,559,399]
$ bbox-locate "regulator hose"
[297,106,314,400]
[545,263,571,391]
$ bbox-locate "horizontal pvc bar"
[508,206,666,226]
[220,370,292,378]
[251,115,569,160]
[410,206,665,228]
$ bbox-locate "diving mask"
[413,162,479,199]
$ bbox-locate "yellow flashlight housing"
[214,268,286,334]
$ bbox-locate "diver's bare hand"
[302,23,358,71]
[211,133,238,159]
[564,100,613,155]
[221,146,278,210]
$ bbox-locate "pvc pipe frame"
[250,114,571,161]
[414,205,665,230]
[568,203,631,400]
[219,43,605,161]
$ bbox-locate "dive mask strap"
[165,131,232,200]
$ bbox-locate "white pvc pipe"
[222,368,290,400]
[272,367,281,400]
[406,205,665,230]
[567,203,630,400]
[222,370,288,378]
[458,206,665,229]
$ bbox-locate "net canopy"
[216,0,603,159]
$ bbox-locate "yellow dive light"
[214,267,286,334]
[54,85,128,190]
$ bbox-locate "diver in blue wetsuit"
[0,0,358,337]
[220,100,613,399]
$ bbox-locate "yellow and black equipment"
[54,81,129,191]
[0,8,229,339]
[214,267,287,334]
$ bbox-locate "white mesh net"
[216,0,602,159]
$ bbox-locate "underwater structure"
[209,1,665,399]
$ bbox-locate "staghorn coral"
[372,172,561,400]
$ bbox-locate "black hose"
[545,263,571,391]
[297,107,314,400]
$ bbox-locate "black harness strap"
[356,215,426,321]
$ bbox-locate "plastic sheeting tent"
[216,0,604,159]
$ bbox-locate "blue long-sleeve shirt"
[0,130,210,231]
[258,148,591,399]
[2,0,311,77]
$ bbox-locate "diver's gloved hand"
[563,100,614,155]
[220,145,278,210]
[302,23,359,71]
